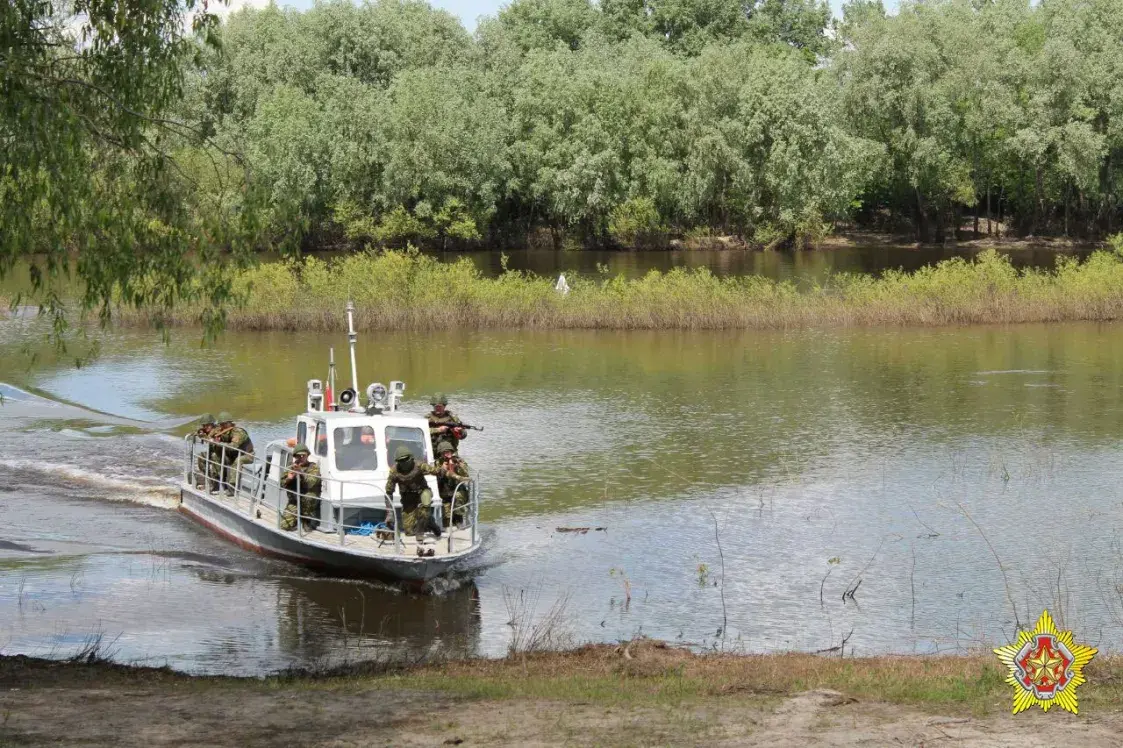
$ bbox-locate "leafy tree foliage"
[839,0,1123,240]
[2,0,258,336]
[192,0,860,249]
[9,0,1123,312]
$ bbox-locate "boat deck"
[190,485,477,560]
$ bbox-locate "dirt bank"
[4,642,1123,746]
[821,229,1104,251]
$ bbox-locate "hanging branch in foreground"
[1,0,261,348]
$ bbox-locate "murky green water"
[440,243,1093,281]
[3,316,1123,674]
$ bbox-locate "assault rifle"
[429,421,484,433]
[209,424,236,442]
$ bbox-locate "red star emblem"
[1014,634,1073,700]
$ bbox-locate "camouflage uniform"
[427,393,465,454]
[192,414,217,488]
[280,446,322,532]
[384,446,442,539]
[434,441,470,527]
[213,412,255,495]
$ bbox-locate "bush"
[373,207,436,247]
[608,197,669,249]
[115,248,1123,330]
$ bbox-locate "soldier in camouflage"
[212,412,255,496]
[434,440,470,527]
[384,446,442,543]
[280,445,321,532]
[192,414,217,489]
[427,393,466,454]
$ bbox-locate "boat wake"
[423,574,474,595]
[0,458,180,510]
[1,382,199,432]
[0,381,208,510]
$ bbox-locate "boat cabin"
[257,378,443,533]
[292,410,433,476]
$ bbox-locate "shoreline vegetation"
[105,240,1123,332]
[14,0,1123,340]
[5,643,1123,745]
[13,0,1123,342]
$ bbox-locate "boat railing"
[185,433,265,503]
[185,435,479,555]
[446,479,480,552]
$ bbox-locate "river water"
[3,316,1123,675]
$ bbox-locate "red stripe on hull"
[178,500,332,570]
[177,495,426,588]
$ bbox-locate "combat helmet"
[429,393,448,406]
[200,413,216,426]
[435,440,455,455]
[217,411,234,424]
[292,444,310,457]
[394,446,414,461]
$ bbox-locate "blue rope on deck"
[346,521,389,536]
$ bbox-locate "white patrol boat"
[176,302,482,586]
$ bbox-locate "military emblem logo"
[993,610,1097,715]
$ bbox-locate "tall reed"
[113,246,1123,331]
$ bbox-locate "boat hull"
[178,485,479,585]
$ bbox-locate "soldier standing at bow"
[427,393,466,454]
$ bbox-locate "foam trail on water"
[0,458,181,510]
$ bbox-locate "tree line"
[6,0,1123,308]
[176,0,1123,250]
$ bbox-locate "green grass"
[358,653,1008,711]
[112,241,1123,331]
[9,644,1123,715]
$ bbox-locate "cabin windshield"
[385,425,427,463]
[334,426,378,471]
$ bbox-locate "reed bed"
[113,246,1123,331]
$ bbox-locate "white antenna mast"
[328,347,336,408]
[345,301,359,402]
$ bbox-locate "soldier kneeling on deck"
[435,440,470,528]
[280,445,321,532]
[384,446,442,554]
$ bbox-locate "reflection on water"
[273,575,481,660]
[3,317,1123,673]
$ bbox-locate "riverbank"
[4,641,1123,746]
[106,243,1123,331]
[820,229,1103,251]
